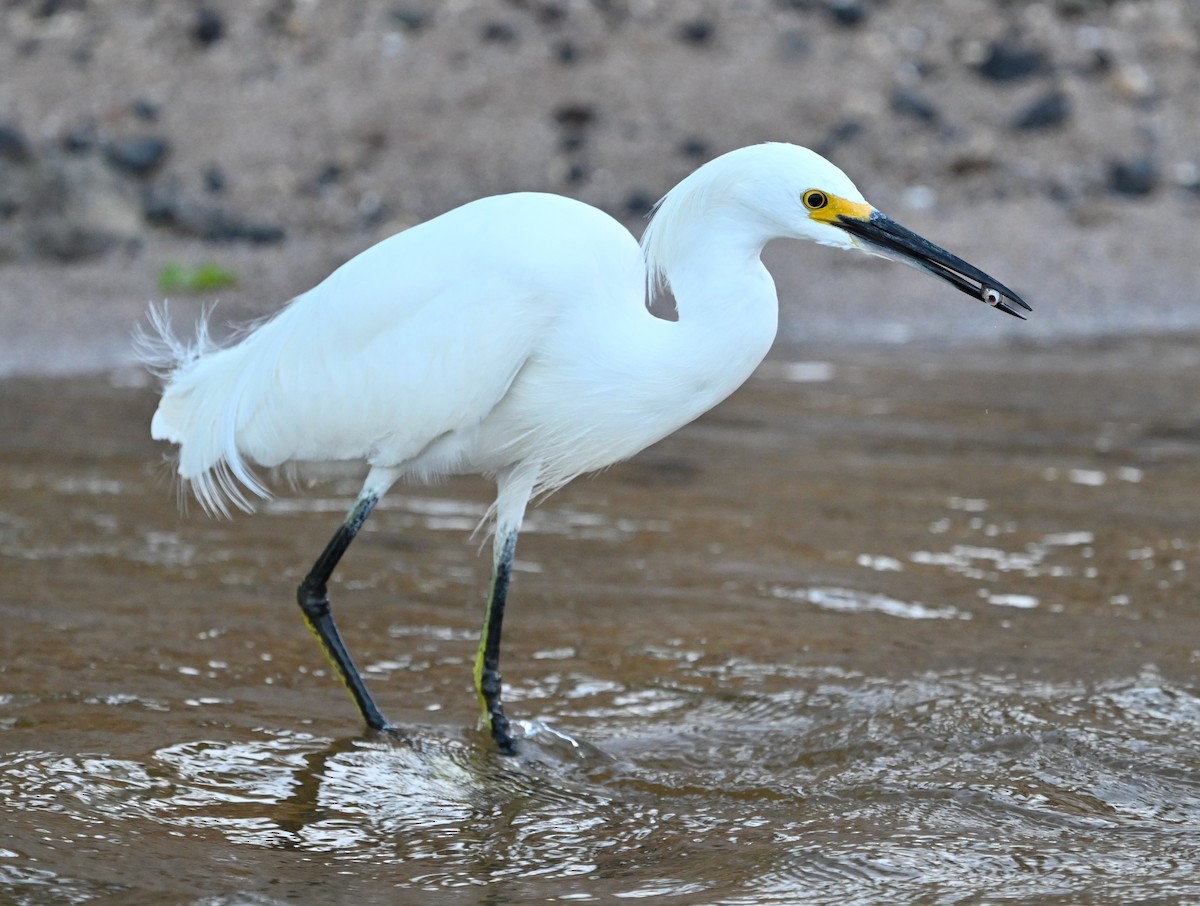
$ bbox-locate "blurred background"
[1,0,1198,374]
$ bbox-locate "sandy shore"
[1,0,1198,375]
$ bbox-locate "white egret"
[141,142,1029,754]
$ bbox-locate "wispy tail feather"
[134,302,272,517]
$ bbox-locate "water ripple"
[2,666,1198,901]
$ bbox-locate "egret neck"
[640,209,780,424]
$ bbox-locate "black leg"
[473,529,518,755]
[296,492,389,731]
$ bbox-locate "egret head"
[644,142,1030,318]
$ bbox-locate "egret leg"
[473,462,538,755]
[473,528,519,754]
[296,491,389,731]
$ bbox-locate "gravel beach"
[0,0,1198,373]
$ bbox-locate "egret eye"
[803,190,828,211]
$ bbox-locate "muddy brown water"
[2,337,1199,904]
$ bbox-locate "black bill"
[836,210,1032,319]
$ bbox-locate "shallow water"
[2,338,1199,904]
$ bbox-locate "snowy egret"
[141,142,1029,754]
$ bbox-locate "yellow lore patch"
[805,192,874,225]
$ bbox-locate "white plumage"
[143,145,877,518]
[140,142,1028,751]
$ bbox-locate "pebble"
[202,164,227,194]
[130,99,160,122]
[1107,156,1159,196]
[677,18,714,46]
[103,136,169,175]
[145,185,285,244]
[826,0,867,28]
[193,8,224,46]
[388,9,428,32]
[678,137,709,160]
[975,40,1050,82]
[623,190,655,218]
[1011,90,1070,130]
[481,21,518,44]
[553,102,595,153]
[554,40,580,65]
[61,121,98,154]
[0,122,31,163]
[890,88,939,124]
[553,103,595,131]
[313,162,343,189]
[562,162,586,185]
[535,4,566,26]
[33,0,80,17]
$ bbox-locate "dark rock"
[1011,90,1070,130]
[202,164,227,193]
[215,217,285,245]
[677,18,714,46]
[0,123,31,164]
[947,146,998,175]
[826,0,867,27]
[144,182,285,244]
[535,3,567,26]
[553,103,595,131]
[481,21,518,44]
[131,99,160,122]
[554,103,594,153]
[141,184,176,223]
[554,40,579,65]
[104,136,169,175]
[314,162,343,188]
[61,121,98,153]
[193,8,225,46]
[388,8,428,32]
[976,41,1049,82]
[1107,156,1159,196]
[1055,0,1096,16]
[678,137,709,160]
[624,190,655,218]
[33,0,84,17]
[890,88,939,124]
